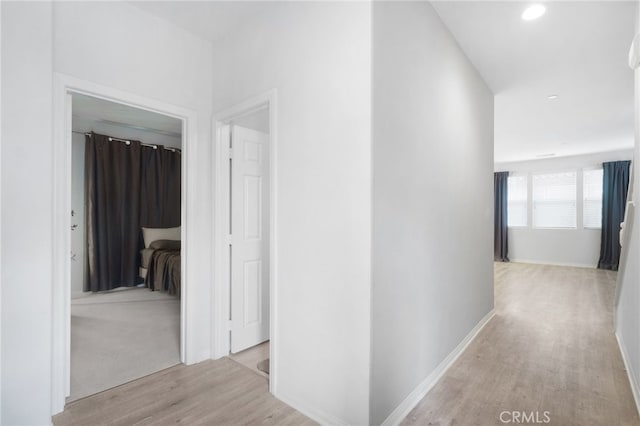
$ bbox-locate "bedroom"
[69,93,183,401]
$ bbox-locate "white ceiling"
[129,1,636,163]
[432,1,636,163]
[72,94,182,136]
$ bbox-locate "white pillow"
[142,226,181,248]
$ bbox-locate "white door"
[230,125,270,353]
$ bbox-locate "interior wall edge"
[370,1,494,423]
[616,332,640,417]
[380,309,496,426]
[273,390,351,426]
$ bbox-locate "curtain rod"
[71,131,181,153]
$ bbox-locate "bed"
[140,227,181,297]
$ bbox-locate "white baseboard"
[615,332,640,416]
[509,258,596,269]
[381,309,496,426]
[274,389,350,426]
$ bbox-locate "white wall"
[496,150,633,267]
[210,3,372,424]
[2,2,214,423]
[615,1,640,412]
[53,1,213,365]
[1,2,54,424]
[371,2,495,424]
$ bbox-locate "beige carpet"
[402,262,639,426]
[69,287,180,402]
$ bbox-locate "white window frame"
[531,170,578,230]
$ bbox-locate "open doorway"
[67,94,183,401]
[227,110,271,376]
[51,75,197,415]
[213,91,277,389]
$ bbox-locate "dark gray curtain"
[85,132,181,292]
[85,133,142,292]
[494,171,509,262]
[140,147,181,228]
[598,160,631,271]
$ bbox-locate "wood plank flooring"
[53,357,314,426]
[229,341,270,379]
[401,262,640,426]
[54,262,639,425]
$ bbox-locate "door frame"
[51,73,197,415]
[212,89,278,394]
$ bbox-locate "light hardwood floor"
[53,357,314,426]
[229,341,270,379]
[54,262,638,425]
[401,262,640,426]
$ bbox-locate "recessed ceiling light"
[536,153,556,158]
[522,4,546,21]
[547,94,559,100]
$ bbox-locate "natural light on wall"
[508,175,528,227]
[533,172,577,228]
[521,4,546,21]
[583,168,603,228]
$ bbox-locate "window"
[507,175,527,227]
[583,168,603,228]
[532,172,577,228]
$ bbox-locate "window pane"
[533,172,577,228]
[583,168,603,228]
[507,175,527,227]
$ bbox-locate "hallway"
[402,262,639,426]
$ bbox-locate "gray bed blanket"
[144,249,181,297]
